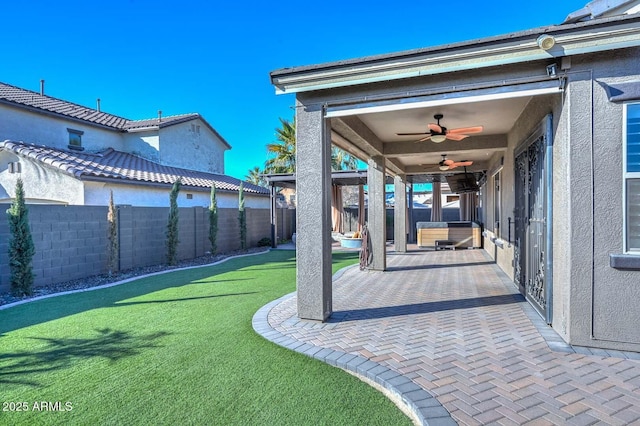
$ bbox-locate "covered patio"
[254,247,640,425]
[268,1,640,355]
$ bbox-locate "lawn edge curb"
[0,250,270,311]
[252,266,455,426]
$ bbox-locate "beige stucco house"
[0,81,269,208]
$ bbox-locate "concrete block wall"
[276,208,295,242]
[0,204,273,293]
[0,205,110,289]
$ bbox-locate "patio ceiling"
[329,94,538,181]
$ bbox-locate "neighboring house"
[270,0,640,353]
[0,81,269,207]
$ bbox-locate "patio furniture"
[416,221,481,249]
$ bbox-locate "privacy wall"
[0,204,280,293]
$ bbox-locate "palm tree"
[246,166,266,187]
[331,146,359,171]
[265,117,296,173]
[265,116,360,173]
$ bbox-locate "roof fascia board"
[272,18,640,94]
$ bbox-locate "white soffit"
[325,85,563,118]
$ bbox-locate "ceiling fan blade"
[443,159,454,166]
[446,133,468,141]
[397,132,430,136]
[448,126,484,134]
[428,123,443,133]
[454,160,474,167]
[417,135,432,142]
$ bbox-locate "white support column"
[394,174,407,253]
[367,155,387,271]
[295,101,333,321]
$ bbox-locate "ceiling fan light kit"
[437,153,473,171]
[397,113,483,143]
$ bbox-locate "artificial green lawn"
[0,250,411,425]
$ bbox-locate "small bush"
[257,237,272,247]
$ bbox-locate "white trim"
[325,87,562,118]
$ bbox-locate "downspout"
[545,113,554,325]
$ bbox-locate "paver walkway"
[254,249,640,425]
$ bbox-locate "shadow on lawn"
[114,292,258,306]
[0,328,171,388]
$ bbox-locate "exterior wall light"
[537,34,556,51]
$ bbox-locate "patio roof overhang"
[271,14,640,94]
[271,13,640,185]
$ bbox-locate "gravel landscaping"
[0,247,269,307]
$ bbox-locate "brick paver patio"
[254,248,640,425]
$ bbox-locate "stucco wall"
[482,151,516,281]
[566,49,640,350]
[0,104,125,152]
[0,150,85,204]
[158,120,227,174]
[83,181,269,209]
[123,131,160,163]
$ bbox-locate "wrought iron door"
[514,134,548,321]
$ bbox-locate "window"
[493,170,501,237]
[67,128,84,150]
[625,103,640,253]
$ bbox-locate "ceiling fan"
[438,154,473,171]
[397,113,483,143]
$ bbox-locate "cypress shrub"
[166,178,182,265]
[7,178,35,296]
[208,185,218,254]
[238,182,247,250]
[107,190,119,275]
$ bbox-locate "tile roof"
[123,113,201,130]
[0,140,268,195]
[0,82,232,148]
[0,82,129,129]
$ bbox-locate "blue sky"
[2,0,588,180]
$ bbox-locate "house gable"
[0,81,230,174]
